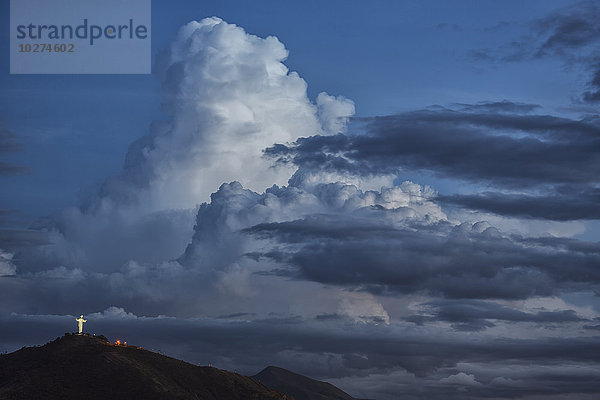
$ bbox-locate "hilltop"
[0,334,287,400]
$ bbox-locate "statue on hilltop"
[76,315,87,334]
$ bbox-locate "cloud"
[471,1,600,104]
[451,100,540,114]
[406,299,585,331]
[267,108,600,188]
[0,229,50,250]
[0,249,17,276]
[472,1,600,62]
[266,106,600,221]
[534,1,600,59]
[438,188,600,221]
[89,306,138,320]
[5,176,598,325]
[316,92,355,134]
[181,179,445,271]
[337,292,390,325]
[19,17,354,273]
[439,372,481,386]
[110,17,352,211]
[0,177,445,314]
[247,214,599,299]
[535,1,600,104]
[582,66,600,103]
[489,376,523,387]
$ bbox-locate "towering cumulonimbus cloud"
[28,17,355,272]
[100,17,355,212]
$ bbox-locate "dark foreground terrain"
[253,366,360,400]
[0,334,363,400]
[0,334,285,400]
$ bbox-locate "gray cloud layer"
[438,188,600,221]
[266,106,600,220]
[246,214,600,299]
[268,109,600,187]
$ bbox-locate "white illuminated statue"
[76,315,87,334]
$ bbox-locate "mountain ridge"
[0,333,367,400]
[253,365,367,400]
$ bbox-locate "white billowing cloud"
[338,292,391,325]
[181,179,446,270]
[490,376,523,387]
[440,372,481,386]
[26,17,357,273]
[317,92,355,134]
[520,296,599,320]
[448,207,587,239]
[89,306,138,320]
[118,17,354,212]
[378,182,445,222]
[0,249,17,276]
[288,169,398,193]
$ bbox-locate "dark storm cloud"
[452,100,540,114]
[0,229,50,250]
[266,107,600,220]
[406,299,585,331]
[438,188,600,221]
[1,311,599,400]
[472,0,600,103]
[473,0,600,62]
[583,66,600,103]
[245,215,600,299]
[533,1,600,58]
[534,1,600,103]
[267,109,600,187]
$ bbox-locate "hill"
[0,334,287,400]
[253,365,360,400]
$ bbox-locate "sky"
[1,1,600,399]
